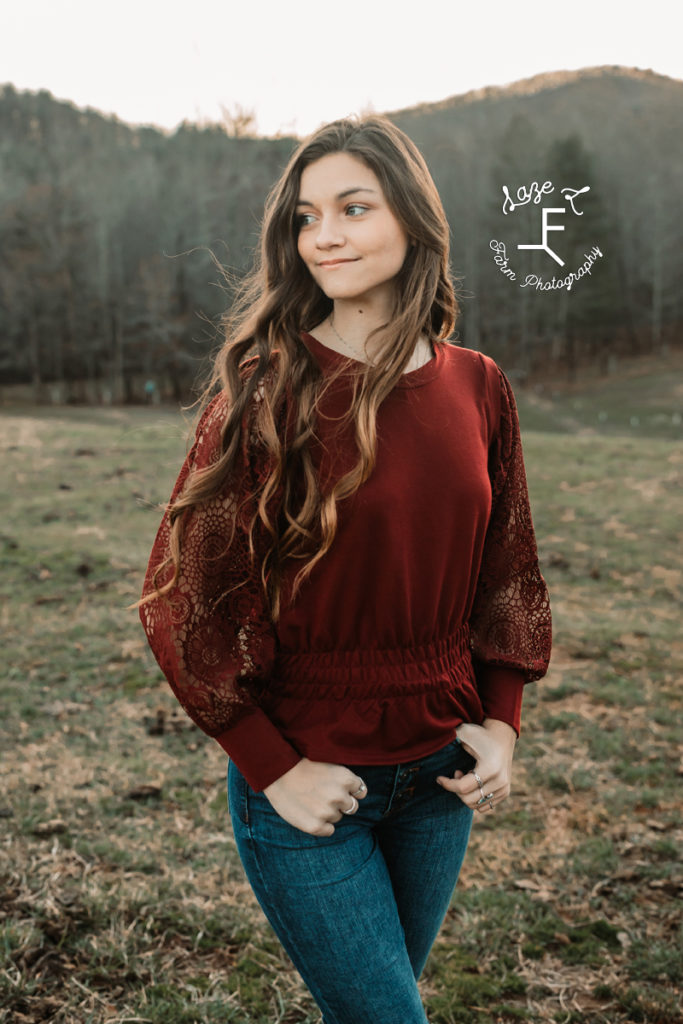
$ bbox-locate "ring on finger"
[351,780,367,797]
[471,771,484,788]
[342,797,358,815]
[476,791,495,807]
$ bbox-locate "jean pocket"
[227,761,250,827]
[436,736,475,775]
[453,744,476,774]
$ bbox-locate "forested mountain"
[391,66,683,377]
[1,66,681,401]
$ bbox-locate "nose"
[314,214,345,250]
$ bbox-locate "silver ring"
[477,792,495,806]
[471,771,484,788]
[352,780,367,797]
[342,797,358,815]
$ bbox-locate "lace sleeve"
[139,392,279,747]
[469,366,552,685]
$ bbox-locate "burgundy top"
[140,336,551,791]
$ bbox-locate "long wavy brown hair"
[153,115,458,619]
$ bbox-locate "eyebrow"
[296,187,377,207]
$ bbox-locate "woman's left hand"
[436,718,516,814]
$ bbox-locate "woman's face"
[296,152,409,310]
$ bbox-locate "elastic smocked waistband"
[273,624,473,700]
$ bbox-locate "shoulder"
[190,393,228,467]
[440,343,505,394]
[440,341,497,371]
[439,344,516,442]
[198,350,281,428]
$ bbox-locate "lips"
[317,258,360,267]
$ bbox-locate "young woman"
[139,115,551,1024]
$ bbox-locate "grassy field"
[1,357,681,1023]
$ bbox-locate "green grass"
[514,351,683,441]
[1,362,682,1023]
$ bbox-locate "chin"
[318,280,374,299]
[317,286,360,302]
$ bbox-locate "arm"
[139,392,301,792]
[439,365,552,811]
[140,393,370,831]
[470,365,552,721]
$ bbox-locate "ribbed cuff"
[474,665,525,735]
[214,706,302,791]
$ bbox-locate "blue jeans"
[228,738,475,1024]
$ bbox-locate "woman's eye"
[297,212,316,228]
[346,204,368,217]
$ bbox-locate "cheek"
[297,236,321,282]
[297,229,318,266]
[373,219,409,267]
[380,233,409,271]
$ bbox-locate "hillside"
[0,66,681,400]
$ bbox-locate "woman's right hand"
[263,758,368,836]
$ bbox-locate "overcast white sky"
[2,0,681,136]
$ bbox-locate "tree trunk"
[28,316,42,403]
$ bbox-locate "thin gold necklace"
[328,314,369,362]
[327,314,431,371]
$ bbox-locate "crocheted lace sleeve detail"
[139,391,276,738]
[469,367,552,682]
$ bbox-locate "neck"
[316,303,433,374]
[329,299,388,358]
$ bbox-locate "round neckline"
[300,331,443,389]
